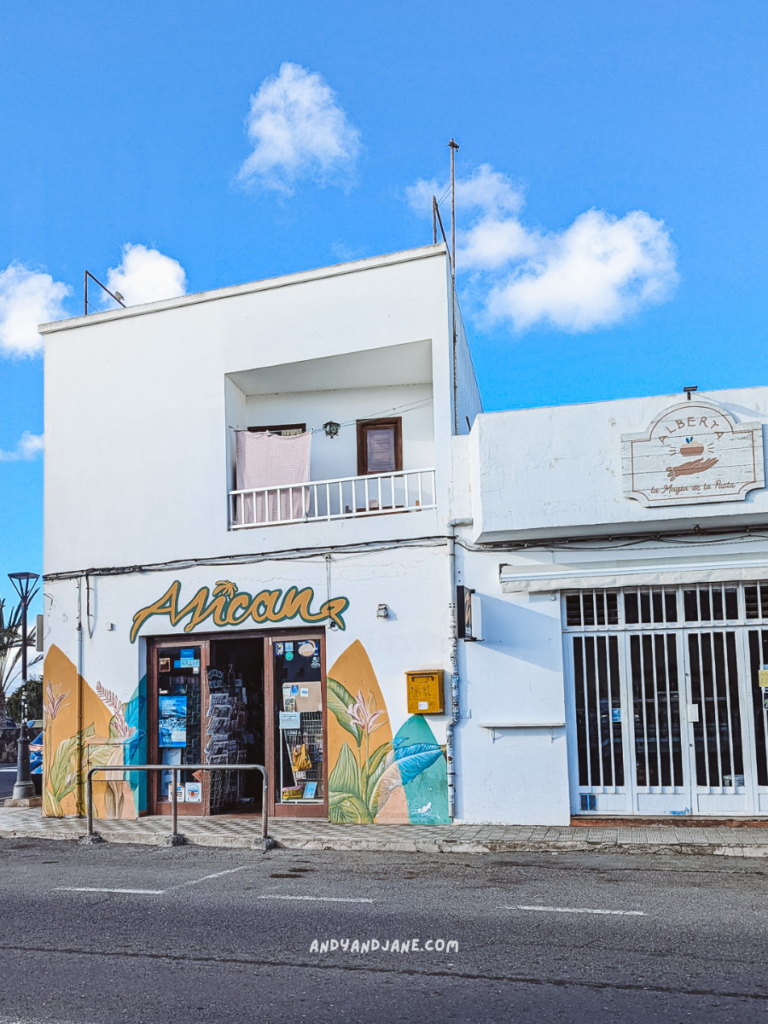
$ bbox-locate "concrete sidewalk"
[2,805,768,856]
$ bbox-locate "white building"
[40,242,768,825]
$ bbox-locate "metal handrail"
[85,763,271,847]
[229,467,436,529]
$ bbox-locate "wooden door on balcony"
[357,417,402,475]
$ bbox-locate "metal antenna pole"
[449,139,459,285]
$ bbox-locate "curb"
[2,827,768,857]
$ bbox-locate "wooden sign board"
[621,399,764,507]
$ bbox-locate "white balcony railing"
[229,468,436,529]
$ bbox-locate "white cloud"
[239,63,361,194]
[409,165,678,332]
[103,244,187,308]
[0,431,44,462]
[487,208,678,332]
[407,163,524,219]
[0,263,70,357]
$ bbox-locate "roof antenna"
[448,138,459,288]
[683,385,698,401]
[84,270,126,316]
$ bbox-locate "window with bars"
[565,584,751,629]
[684,587,738,623]
[573,635,624,788]
[565,591,619,627]
[629,633,684,788]
[745,585,768,621]
[747,629,768,787]
[625,590,678,625]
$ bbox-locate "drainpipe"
[76,577,84,815]
[445,525,460,819]
[445,517,472,819]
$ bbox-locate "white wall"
[471,386,768,541]
[453,542,571,824]
[232,384,434,482]
[44,247,455,574]
[42,536,571,825]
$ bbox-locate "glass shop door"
[149,641,209,816]
[267,634,327,818]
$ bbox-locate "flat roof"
[475,383,768,419]
[40,242,448,335]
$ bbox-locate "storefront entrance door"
[564,584,768,817]
[147,631,327,818]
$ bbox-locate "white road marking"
[55,887,165,895]
[259,895,374,903]
[55,865,252,897]
[172,865,251,888]
[507,905,645,916]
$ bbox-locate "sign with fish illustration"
[621,399,764,506]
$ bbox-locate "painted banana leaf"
[327,739,396,823]
[328,792,371,824]
[370,743,443,818]
[328,742,374,823]
[46,723,95,815]
[326,677,363,747]
[393,743,444,780]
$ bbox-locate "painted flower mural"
[327,640,450,825]
[84,681,139,819]
[42,645,146,819]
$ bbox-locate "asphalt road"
[0,838,766,1024]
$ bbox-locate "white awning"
[500,555,768,593]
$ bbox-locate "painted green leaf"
[49,736,78,802]
[49,723,96,804]
[328,741,362,803]
[366,739,392,777]
[392,743,444,783]
[326,677,363,747]
[370,745,444,818]
[328,793,372,824]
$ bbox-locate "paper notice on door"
[759,667,768,687]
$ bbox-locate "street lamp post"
[8,572,40,801]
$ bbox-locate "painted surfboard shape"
[392,714,450,825]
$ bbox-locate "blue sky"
[1,0,768,596]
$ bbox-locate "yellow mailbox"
[406,670,445,715]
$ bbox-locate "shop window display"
[274,639,324,804]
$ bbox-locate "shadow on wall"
[479,596,561,673]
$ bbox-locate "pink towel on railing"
[235,430,312,524]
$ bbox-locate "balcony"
[229,467,436,529]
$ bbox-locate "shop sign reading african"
[130,580,349,642]
[621,398,765,507]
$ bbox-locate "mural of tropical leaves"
[328,792,370,824]
[328,742,373,823]
[328,742,362,799]
[326,677,362,746]
[46,723,95,816]
[370,743,443,818]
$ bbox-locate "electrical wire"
[43,536,451,582]
[227,397,434,436]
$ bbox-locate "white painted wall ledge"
[477,722,566,729]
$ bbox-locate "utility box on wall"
[406,670,445,715]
